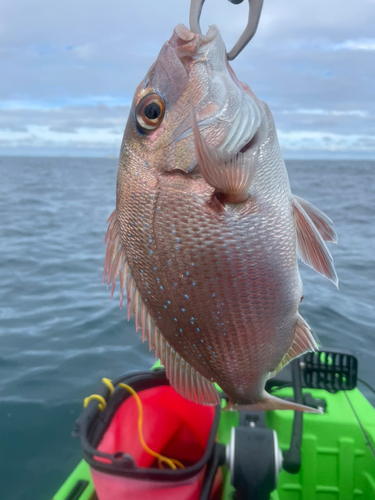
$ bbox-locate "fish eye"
[135,93,165,133]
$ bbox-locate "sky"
[1,0,375,159]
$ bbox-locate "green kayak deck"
[53,387,375,500]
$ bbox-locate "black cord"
[358,377,375,397]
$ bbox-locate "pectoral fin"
[293,197,338,287]
[294,195,337,243]
[191,103,256,203]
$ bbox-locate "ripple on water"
[0,157,374,500]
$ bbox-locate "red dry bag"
[76,369,222,500]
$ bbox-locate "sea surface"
[0,157,374,500]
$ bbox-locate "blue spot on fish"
[167,300,171,304]
[149,250,152,254]
[197,328,200,332]
[181,308,185,312]
[186,272,189,276]
[174,318,177,321]
[160,286,163,289]
[212,294,215,297]
[185,295,189,299]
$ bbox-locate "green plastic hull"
[54,387,375,500]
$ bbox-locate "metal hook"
[189,0,264,61]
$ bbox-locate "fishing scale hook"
[189,0,264,60]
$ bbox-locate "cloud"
[282,38,375,52]
[282,109,369,118]
[278,130,375,152]
[0,0,374,157]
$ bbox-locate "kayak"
[53,351,375,500]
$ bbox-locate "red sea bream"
[104,24,338,411]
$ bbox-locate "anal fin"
[270,314,318,378]
[191,101,256,204]
[293,197,338,287]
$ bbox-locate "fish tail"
[225,393,322,414]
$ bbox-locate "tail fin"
[225,392,322,414]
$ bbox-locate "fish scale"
[105,24,337,411]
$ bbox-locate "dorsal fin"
[104,209,220,406]
[270,314,318,378]
[293,197,338,287]
[294,195,337,243]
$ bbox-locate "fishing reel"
[226,412,283,500]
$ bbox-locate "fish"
[103,24,338,412]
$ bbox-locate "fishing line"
[357,377,375,398]
[343,391,375,460]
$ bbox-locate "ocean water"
[0,156,374,500]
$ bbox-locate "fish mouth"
[165,23,265,173]
[168,24,218,73]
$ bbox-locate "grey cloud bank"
[1,0,374,158]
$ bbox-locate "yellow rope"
[118,382,184,470]
[83,378,184,470]
[83,394,107,411]
[102,377,115,395]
